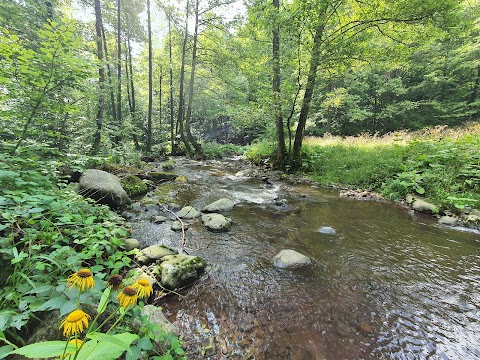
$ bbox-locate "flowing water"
[131,158,480,359]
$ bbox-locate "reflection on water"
[132,158,480,359]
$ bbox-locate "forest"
[1,0,480,358]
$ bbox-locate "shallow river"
[131,158,480,359]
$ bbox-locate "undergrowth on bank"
[0,144,184,359]
[246,123,480,211]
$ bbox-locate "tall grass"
[246,123,480,211]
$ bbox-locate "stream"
[129,157,480,359]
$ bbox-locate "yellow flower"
[117,286,138,309]
[61,339,84,359]
[67,269,94,291]
[60,309,91,337]
[133,278,153,299]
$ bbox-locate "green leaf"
[11,341,75,358]
[137,336,153,350]
[97,288,110,315]
[86,332,133,351]
[0,345,14,359]
[76,333,138,360]
[25,284,53,295]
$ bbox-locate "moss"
[149,171,177,181]
[100,163,143,176]
[121,175,148,197]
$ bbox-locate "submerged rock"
[78,169,131,208]
[156,254,207,289]
[177,206,201,219]
[273,249,311,269]
[135,244,178,265]
[153,215,168,224]
[202,198,235,213]
[318,226,336,235]
[202,213,232,232]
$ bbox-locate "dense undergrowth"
[0,144,183,359]
[246,123,480,212]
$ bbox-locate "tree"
[146,0,153,152]
[92,0,106,154]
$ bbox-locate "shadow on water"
[131,158,480,359]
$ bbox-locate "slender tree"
[146,0,153,152]
[92,0,105,154]
[272,0,286,168]
[116,0,122,131]
[184,0,202,157]
[168,10,175,154]
[177,0,193,155]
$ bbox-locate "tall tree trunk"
[92,0,105,154]
[116,0,122,135]
[168,14,175,154]
[184,0,202,157]
[124,40,139,149]
[101,24,117,122]
[146,0,153,152]
[177,0,193,155]
[292,22,325,168]
[272,0,285,169]
[159,71,163,141]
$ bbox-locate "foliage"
[246,123,480,211]
[6,268,184,359]
[201,142,245,159]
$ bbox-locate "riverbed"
[130,157,480,359]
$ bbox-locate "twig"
[161,205,187,254]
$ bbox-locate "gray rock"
[167,202,181,211]
[202,198,235,213]
[318,226,336,235]
[124,238,141,251]
[145,204,160,212]
[171,220,188,231]
[136,305,179,336]
[412,199,437,214]
[176,206,201,219]
[465,214,480,223]
[78,169,131,208]
[438,216,458,226]
[135,244,178,265]
[153,215,168,224]
[202,213,232,232]
[156,254,207,289]
[273,249,311,269]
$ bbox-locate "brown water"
[132,158,480,359]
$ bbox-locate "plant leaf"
[11,341,75,358]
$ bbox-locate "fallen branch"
[161,205,187,254]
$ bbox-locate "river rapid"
[130,157,480,360]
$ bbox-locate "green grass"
[246,123,480,211]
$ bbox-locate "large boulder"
[202,198,235,213]
[135,244,178,265]
[78,169,131,208]
[202,213,232,232]
[155,254,207,289]
[273,249,311,269]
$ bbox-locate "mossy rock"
[149,171,177,182]
[100,163,143,176]
[155,254,207,289]
[121,175,148,197]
